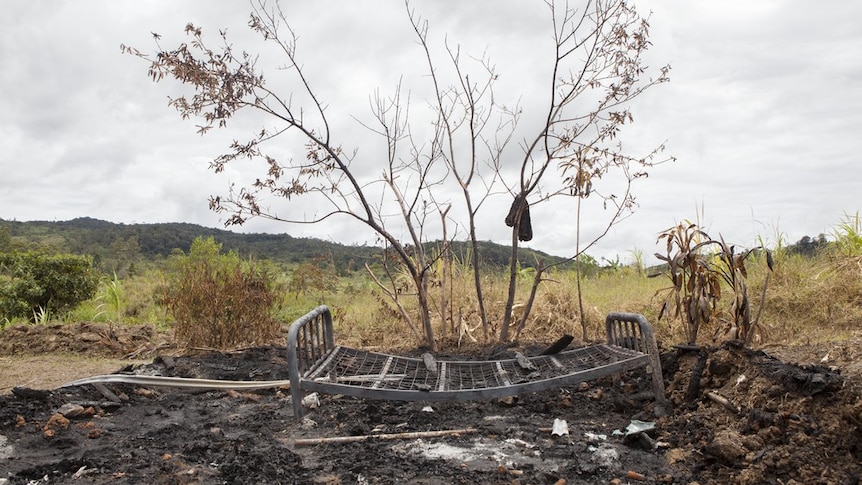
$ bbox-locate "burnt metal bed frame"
[286,305,669,418]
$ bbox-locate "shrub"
[161,237,282,349]
[0,251,99,322]
[289,255,338,298]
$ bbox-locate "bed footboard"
[606,312,669,415]
[286,305,335,417]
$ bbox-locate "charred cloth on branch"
[505,194,533,242]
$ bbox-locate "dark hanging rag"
[505,194,533,242]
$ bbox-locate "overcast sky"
[2,1,860,264]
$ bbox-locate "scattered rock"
[664,447,690,465]
[79,332,103,343]
[705,429,747,463]
[0,434,13,460]
[302,392,320,408]
[590,443,620,470]
[57,403,86,418]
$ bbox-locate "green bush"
[161,236,283,349]
[0,251,99,322]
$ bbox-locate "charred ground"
[1,324,860,484]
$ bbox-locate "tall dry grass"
[331,250,860,351]
[752,253,862,345]
[331,264,669,350]
[60,237,861,352]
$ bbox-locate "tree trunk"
[416,274,435,351]
[464,190,491,342]
[514,264,544,340]
[439,242,449,339]
[438,209,451,338]
[500,223,521,342]
[574,170,588,342]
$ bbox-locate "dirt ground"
[1,322,860,484]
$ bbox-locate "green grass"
[67,273,168,327]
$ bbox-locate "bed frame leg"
[287,351,304,418]
[647,349,670,417]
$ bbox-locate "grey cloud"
[1,1,860,264]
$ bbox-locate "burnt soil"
[1,324,860,484]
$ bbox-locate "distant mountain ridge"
[0,217,568,272]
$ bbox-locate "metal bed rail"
[287,306,669,418]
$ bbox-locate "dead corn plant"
[713,238,774,344]
[653,223,773,345]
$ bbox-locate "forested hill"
[0,217,568,272]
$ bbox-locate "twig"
[124,342,172,359]
[363,262,421,340]
[706,391,739,414]
[749,269,771,344]
[93,382,123,403]
[287,427,478,446]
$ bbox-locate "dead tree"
[123,0,671,348]
[498,0,673,341]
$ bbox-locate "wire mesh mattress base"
[298,343,650,401]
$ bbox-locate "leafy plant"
[626,248,645,276]
[32,305,52,325]
[602,256,623,273]
[754,219,788,262]
[653,223,715,344]
[104,273,123,323]
[831,211,862,257]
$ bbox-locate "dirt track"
[1,324,860,484]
